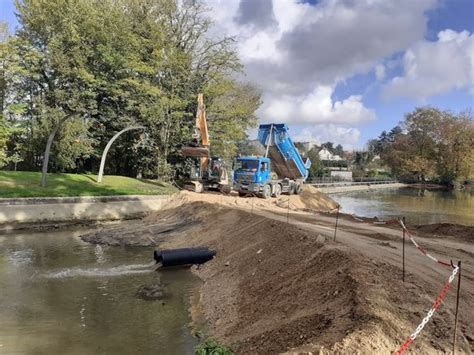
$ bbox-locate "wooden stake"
[333,205,340,241]
[402,216,406,283]
[453,260,462,355]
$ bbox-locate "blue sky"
[1,0,473,150]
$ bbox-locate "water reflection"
[0,228,199,354]
[330,187,474,225]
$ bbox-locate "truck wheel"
[289,184,295,195]
[238,191,247,197]
[262,184,271,199]
[294,184,301,195]
[272,184,282,198]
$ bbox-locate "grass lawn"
[0,171,177,198]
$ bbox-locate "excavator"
[181,93,229,193]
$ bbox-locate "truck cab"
[233,157,273,197]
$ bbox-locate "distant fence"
[307,177,398,188]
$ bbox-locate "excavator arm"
[182,93,229,193]
[181,94,210,171]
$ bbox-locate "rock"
[136,283,166,301]
[256,249,263,254]
[225,261,230,266]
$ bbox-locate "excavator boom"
[182,93,210,167]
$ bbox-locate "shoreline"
[316,182,407,194]
[0,194,172,230]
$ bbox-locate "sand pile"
[176,185,339,214]
[276,184,339,211]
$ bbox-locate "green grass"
[0,170,177,198]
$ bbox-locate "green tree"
[306,147,322,178]
[205,80,261,161]
[4,0,260,180]
[0,21,12,167]
[377,107,473,184]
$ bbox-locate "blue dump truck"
[233,123,311,198]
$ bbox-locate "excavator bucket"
[181,146,210,157]
[183,181,204,193]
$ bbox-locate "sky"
[1,0,473,150]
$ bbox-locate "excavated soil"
[80,189,473,353]
[413,223,474,242]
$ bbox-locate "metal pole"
[97,126,145,182]
[41,113,75,187]
[333,205,340,241]
[453,260,462,355]
[402,216,406,282]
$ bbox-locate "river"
[329,187,473,225]
[0,228,199,354]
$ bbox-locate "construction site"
[2,2,474,354]
[1,92,472,354]
[80,186,474,354]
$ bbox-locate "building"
[318,148,343,161]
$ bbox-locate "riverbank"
[80,190,473,353]
[0,194,172,231]
[316,182,407,194]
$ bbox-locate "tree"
[4,0,260,181]
[0,21,12,167]
[321,142,334,153]
[205,80,261,161]
[432,110,474,183]
[375,107,474,184]
[306,147,321,179]
[334,144,344,158]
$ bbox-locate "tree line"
[368,107,473,186]
[0,0,261,180]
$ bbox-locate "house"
[318,148,343,161]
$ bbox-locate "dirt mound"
[413,223,474,242]
[279,184,339,211]
[176,185,339,213]
[81,201,203,246]
[80,197,465,353]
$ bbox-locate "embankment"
[316,182,407,194]
[80,191,466,354]
[0,195,171,230]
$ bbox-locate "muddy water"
[330,187,474,225]
[0,228,199,354]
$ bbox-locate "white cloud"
[260,85,375,125]
[383,29,474,99]
[375,64,386,81]
[292,124,361,150]
[207,0,437,94]
[204,0,443,130]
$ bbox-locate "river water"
[0,228,199,354]
[330,187,473,225]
